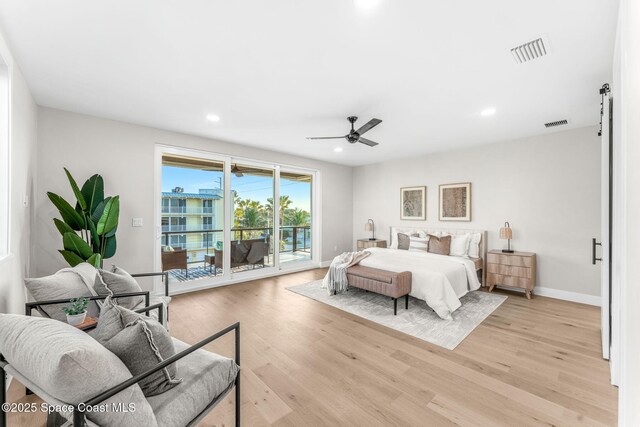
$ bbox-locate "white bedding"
[358,248,481,320]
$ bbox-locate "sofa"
[214,238,269,272]
[0,313,240,427]
[24,263,171,327]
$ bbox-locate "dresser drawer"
[487,263,533,278]
[487,273,533,290]
[487,253,534,268]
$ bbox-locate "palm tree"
[266,195,293,225]
[286,208,310,226]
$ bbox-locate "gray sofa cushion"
[95,266,144,309]
[98,299,182,396]
[146,338,239,427]
[24,263,99,321]
[0,314,157,427]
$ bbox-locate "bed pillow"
[467,233,482,258]
[427,234,451,255]
[397,233,411,250]
[409,235,429,252]
[449,234,471,257]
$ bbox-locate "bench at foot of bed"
[345,265,412,315]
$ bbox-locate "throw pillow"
[427,234,451,255]
[24,263,100,321]
[94,266,144,309]
[449,234,471,257]
[98,299,182,396]
[467,232,482,258]
[397,233,411,250]
[408,235,429,252]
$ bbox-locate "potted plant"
[47,168,120,269]
[62,297,90,326]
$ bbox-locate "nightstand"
[357,239,387,250]
[486,250,537,299]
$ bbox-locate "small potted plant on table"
[62,297,90,326]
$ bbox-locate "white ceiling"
[0,0,619,166]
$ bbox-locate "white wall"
[34,108,353,285]
[0,28,38,314]
[353,126,601,299]
[616,0,640,424]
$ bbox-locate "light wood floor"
[9,268,618,426]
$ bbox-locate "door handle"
[592,238,602,264]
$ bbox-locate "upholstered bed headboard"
[388,226,488,286]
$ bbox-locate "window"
[169,234,186,248]
[203,199,213,214]
[0,55,8,256]
[203,216,212,230]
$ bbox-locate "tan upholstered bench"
[346,265,412,315]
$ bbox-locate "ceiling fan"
[307,116,382,147]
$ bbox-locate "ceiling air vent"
[511,37,548,64]
[544,119,568,128]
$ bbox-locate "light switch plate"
[132,218,144,227]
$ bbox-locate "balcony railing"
[161,207,215,214]
[161,226,311,263]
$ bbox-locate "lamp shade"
[365,222,373,232]
[499,224,513,240]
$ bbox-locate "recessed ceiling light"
[481,108,496,117]
[354,0,381,10]
[206,114,220,122]
[334,147,343,152]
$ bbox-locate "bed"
[356,227,487,320]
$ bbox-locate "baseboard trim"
[494,285,601,306]
[319,260,332,268]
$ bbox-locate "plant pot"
[66,311,87,326]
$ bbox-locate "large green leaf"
[91,197,110,224]
[103,235,117,259]
[87,253,102,268]
[59,250,84,267]
[47,192,85,230]
[64,168,87,211]
[81,174,104,214]
[53,218,75,236]
[97,196,119,236]
[105,224,117,238]
[63,232,93,259]
[87,218,100,250]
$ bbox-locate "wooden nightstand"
[357,239,387,250]
[486,250,537,299]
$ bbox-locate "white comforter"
[358,248,481,320]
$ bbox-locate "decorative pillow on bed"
[467,232,482,258]
[449,234,471,257]
[427,234,451,255]
[409,235,429,252]
[397,233,411,250]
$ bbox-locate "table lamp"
[365,219,376,240]
[499,222,514,253]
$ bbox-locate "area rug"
[287,280,507,350]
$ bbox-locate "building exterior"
[161,188,224,263]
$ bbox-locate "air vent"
[511,37,548,64]
[544,119,568,128]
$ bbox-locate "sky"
[162,166,311,210]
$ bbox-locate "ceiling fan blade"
[359,137,379,147]
[306,136,346,140]
[355,118,382,136]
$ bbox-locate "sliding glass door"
[279,171,313,265]
[157,146,318,292]
[161,153,225,287]
[231,163,275,273]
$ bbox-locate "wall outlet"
[334,245,338,252]
[132,218,144,227]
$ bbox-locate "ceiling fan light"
[334,147,343,152]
